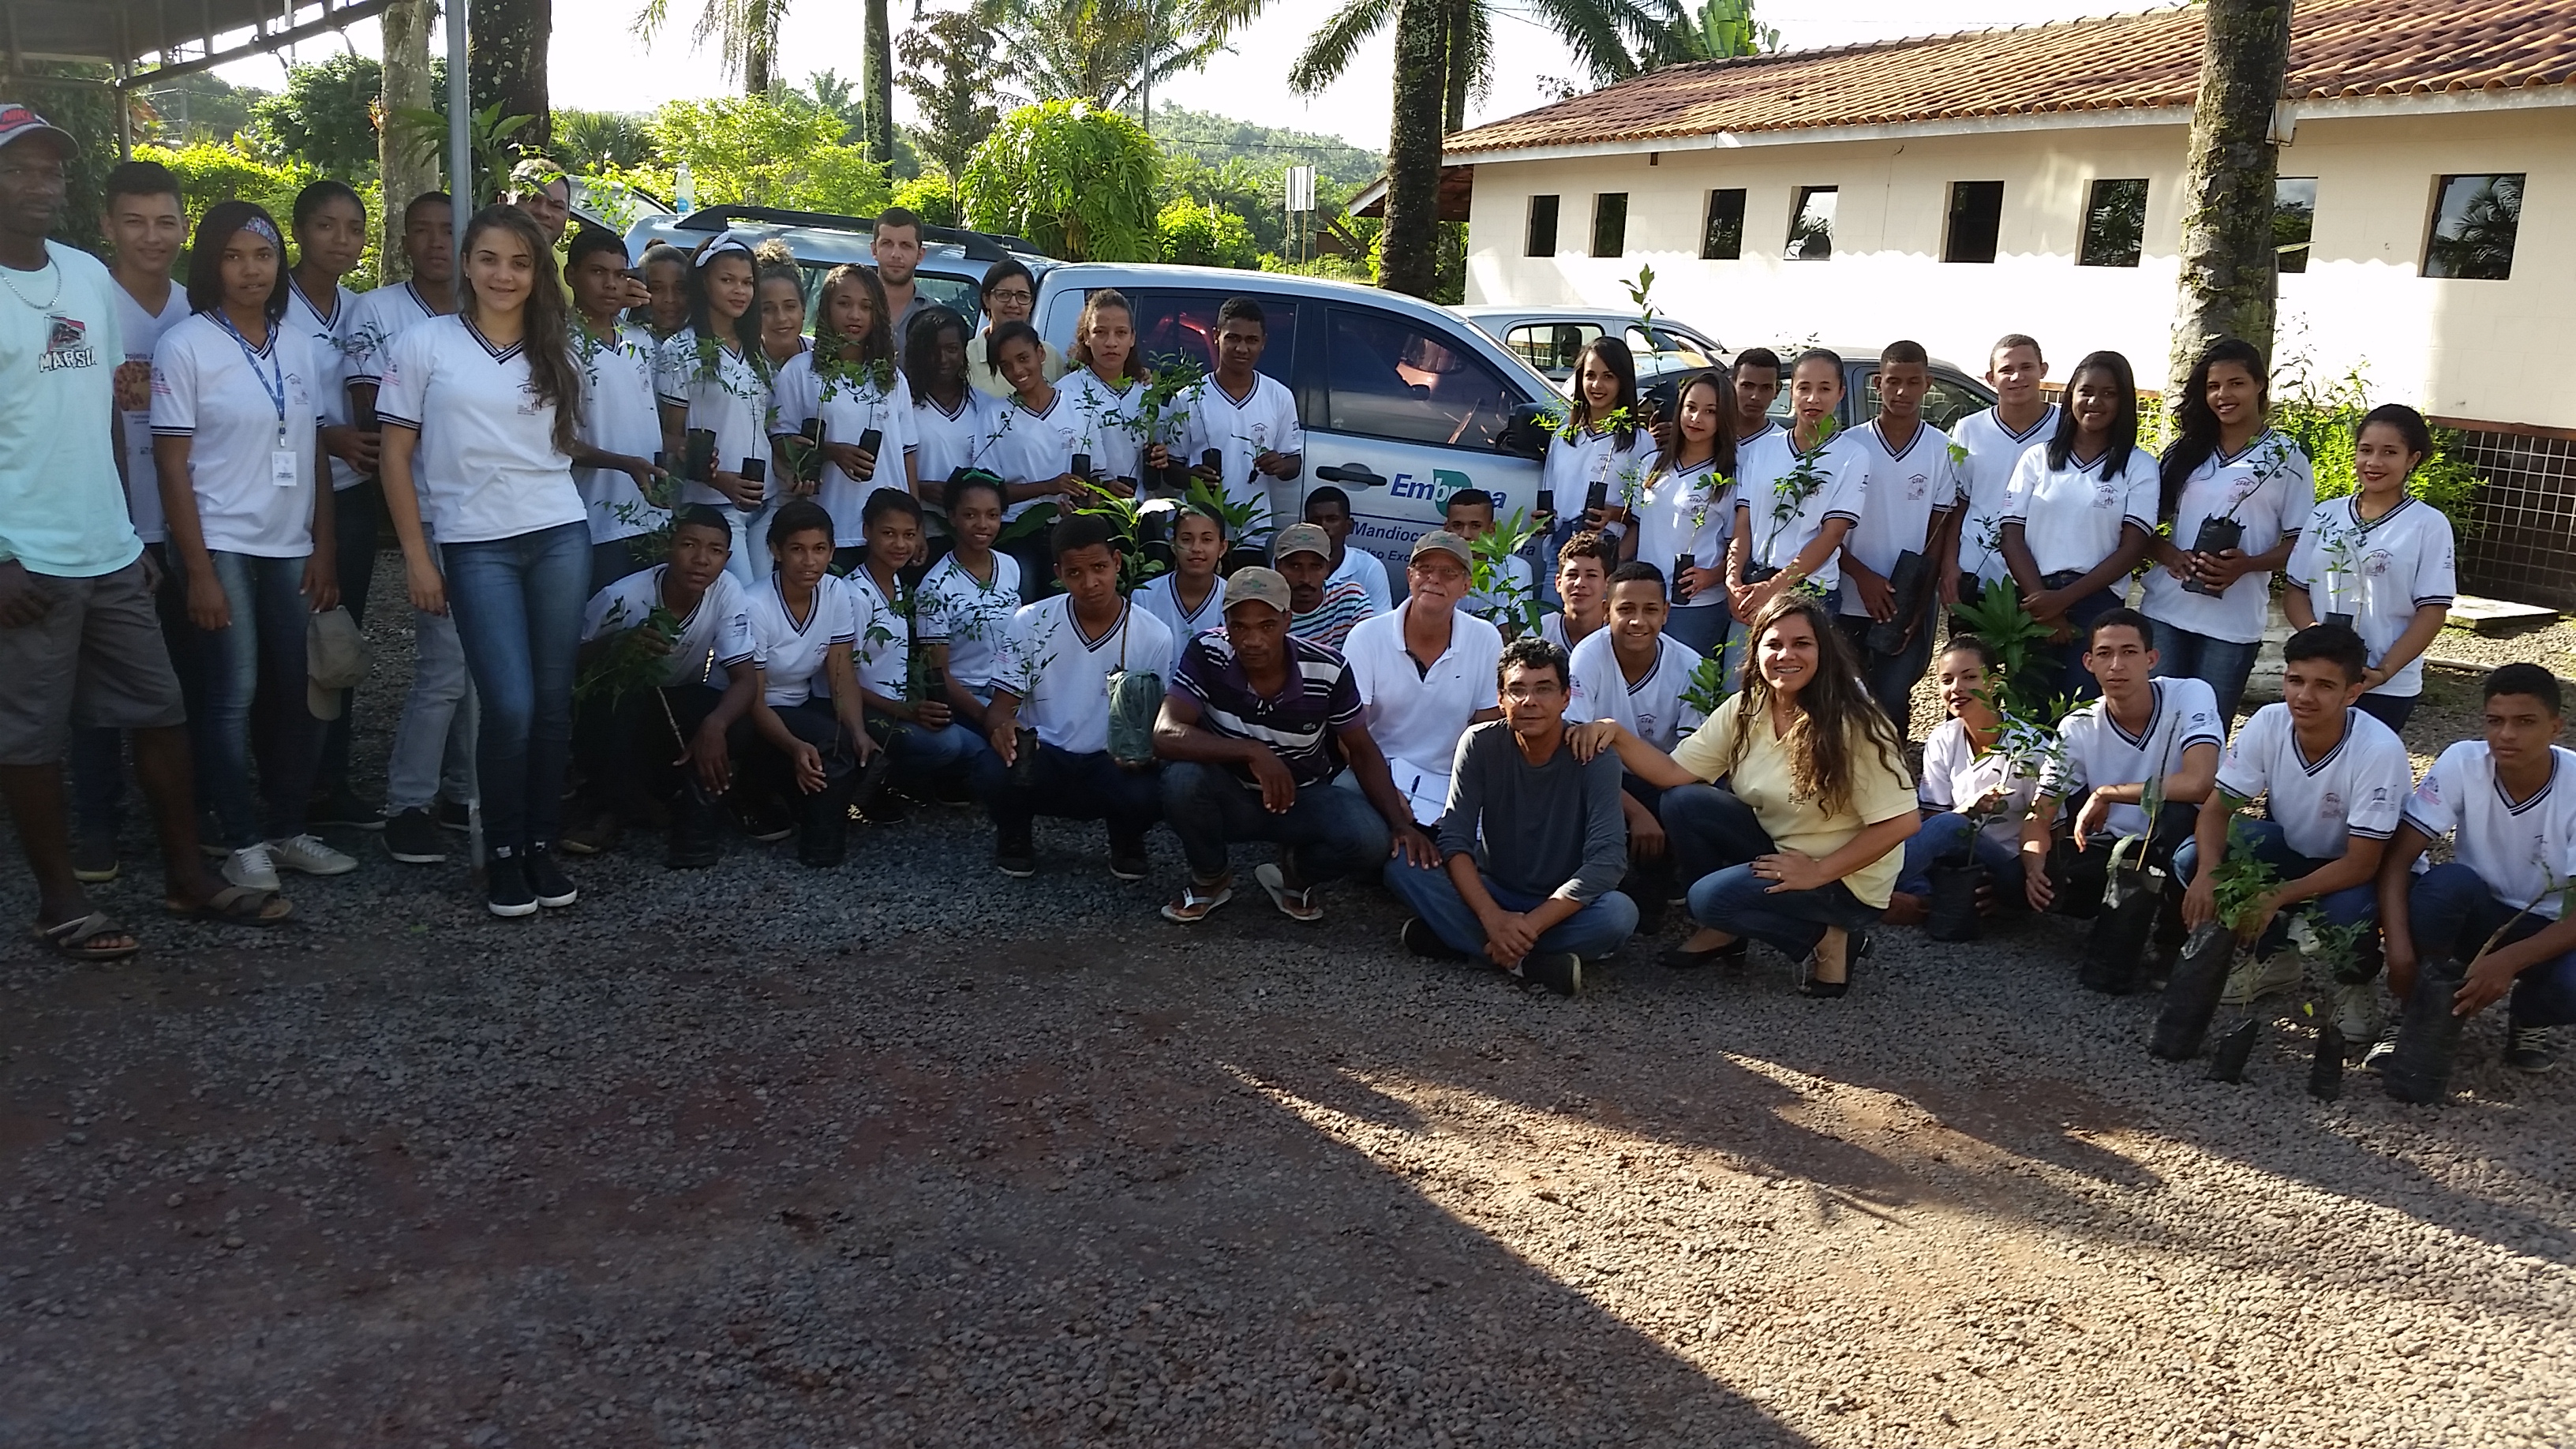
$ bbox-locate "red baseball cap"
[0,103,77,155]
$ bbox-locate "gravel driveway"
[3,567,2570,1448]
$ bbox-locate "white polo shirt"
[1949,404,2057,584]
[1059,368,1146,490]
[845,565,912,698]
[114,281,190,541]
[148,313,323,558]
[580,564,758,690]
[1631,456,1732,615]
[2215,702,2411,860]
[992,595,1176,755]
[1342,601,1503,822]
[919,549,1022,693]
[771,351,918,547]
[286,278,363,493]
[2041,677,2225,840]
[987,389,1079,522]
[1179,372,1302,540]
[2282,495,2457,700]
[1837,417,1958,619]
[1328,545,1391,616]
[575,323,667,545]
[2405,742,2576,918]
[2140,429,2316,645]
[1132,570,1225,645]
[373,316,586,546]
[1542,423,1657,517]
[747,572,859,708]
[653,327,776,508]
[1919,715,2043,854]
[2000,445,2159,579]
[340,279,446,387]
[912,386,1003,492]
[1734,427,1865,588]
[1565,630,1705,752]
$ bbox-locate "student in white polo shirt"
[1133,502,1227,644]
[2175,623,2410,1011]
[1836,342,1959,737]
[1339,530,1504,826]
[1727,349,1864,629]
[984,512,1176,881]
[847,489,1004,808]
[653,232,775,586]
[564,227,670,593]
[2020,608,2222,915]
[2376,664,2576,1082]
[742,500,874,868]
[1631,372,1735,662]
[904,305,1004,536]
[1997,350,2159,702]
[1538,530,1614,655]
[1058,289,1148,496]
[917,472,1022,737]
[2283,404,2457,736]
[1170,298,1301,545]
[771,263,918,575]
[1941,332,2057,608]
[1565,561,1705,924]
[152,200,354,892]
[984,319,1089,592]
[376,204,594,919]
[1537,336,1657,604]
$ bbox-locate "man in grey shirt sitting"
[1385,636,1637,995]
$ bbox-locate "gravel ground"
[4,561,2572,1449]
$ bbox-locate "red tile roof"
[1444,0,2576,155]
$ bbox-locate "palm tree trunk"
[1442,0,1471,135]
[2169,0,2292,394]
[864,0,897,164]
[469,0,553,149]
[1380,0,1446,298]
[378,0,438,279]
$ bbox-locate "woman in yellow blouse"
[1573,593,1918,995]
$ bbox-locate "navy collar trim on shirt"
[924,391,972,422]
[2495,757,2558,816]
[290,278,340,328]
[2216,429,2283,467]
[771,575,821,636]
[1995,405,2056,444]
[1211,375,1262,408]
[2348,495,2414,535]
[462,316,524,364]
[1872,417,1926,462]
[1017,391,1064,424]
[1625,644,1668,696]
[2108,680,2162,750]
[1168,575,1221,624]
[1069,597,1129,652]
[653,567,706,635]
[2292,711,2353,776]
[402,281,438,318]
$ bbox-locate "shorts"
[0,558,188,766]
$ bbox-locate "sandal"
[32,912,141,961]
[1254,863,1324,923]
[164,885,294,928]
[1159,874,1234,924]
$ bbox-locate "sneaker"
[2331,980,2379,1048]
[223,842,282,893]
[1107,833,1150,883]
[432,796,473,833]
[1253,862,1324,922]
[307,786,384,831]
[71,831,118,884]
[485,852,537,918]
[2220,949,2305,1005]
[1399,917,1467,961]
[384,808,448,864]
[523,844,578,908]
[2504,1024,2556,1074]
[268,833,358,877]
[2360,1024,2401,1073]
[1517,951,1583,998]
[995,824,1036,878]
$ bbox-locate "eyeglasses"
[1502,683,1564,702]
[985,288,1032,305]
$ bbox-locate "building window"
[1944,181,2004,264]
[2078,178,2149,268]
[1526,195,1559,257]
[1787,185,1837,260]
[1702,188,1746,260]
[2424,173,2523,280]
[2274,177,2316,274]
[1591,193,1628,258]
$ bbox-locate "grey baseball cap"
[1222,567,1292,616]
[1410,530,1473,566]
[1272,523,1331,562]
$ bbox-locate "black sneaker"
[1107,832,1149,882]
[485,852,537,918]
[995,823,1036,878]
[2505,1024,2556,1074]
[384,807,447,864]
[1400,917,1467,960]
[433,796,473,833]
[309,785,385,831]
[524,844,578,908]
[1518,951,1583,998]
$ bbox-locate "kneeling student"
[1564,562,1705,921]
[986,514,1176,880]
[2175,623,2409,1009]
[1389,637,1638,996]
[2374,663,2576,1076]
[744,500,876,867]
[570,506,760,867]
[848,489,1002,808]
[1888,635,2039,923]
[2021,608,2222,912]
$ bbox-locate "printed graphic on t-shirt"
[42,314,98,372]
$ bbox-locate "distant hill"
[1148,104,1383,191]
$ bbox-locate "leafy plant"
[1756,414,1840,560]
[1621,263,1658,334]
[2210,818,2285,939]
[1945,583,2059,725]
[1123,351,1207,459]
[1466,507,1546,639]
[388,101,534,207]
[961,99,1159,261]
[577,599,683,704]
[1155,197,1260,269]
[1070,492,1174,596]
[1183,476,1262,544]
[2286,912,2374,987]
[596,94,892,219]
[1676,651,1731,723]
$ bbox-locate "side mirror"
[1499,402,1551,461]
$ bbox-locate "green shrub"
[601,95,890,219]
[1155,197,1256,269]
[891,173,959,230]
[2270,361,2481,535]
[960,101,1158,261]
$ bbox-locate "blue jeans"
[879,717,1004,800]
[1384,856,1638,960]
[69,543,199,837]
[2173,815,2375,959]
[1159,759,1390,884]
[1661,781,1883,957]
[316,477,380,795]
[2042,584,2126,704]
[1664,599,1732,664]
[190,552,321,848]
[1896,811,2022,897]
[2405,863,2576,1028]
[990,741,1160,841]
[2149,619,2261,732]
[442,522,590,853]
[2354,691,2416,734]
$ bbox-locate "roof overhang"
[1350,164,1474,222]
[3,0,395,85]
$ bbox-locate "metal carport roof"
[3,0,393,85]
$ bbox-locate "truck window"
[1503,321,1601,377]
[1120,290,1295,388]
[1326,309,1516,451]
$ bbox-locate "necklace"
[0,257,62,311]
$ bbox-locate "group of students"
[0,104,2565,1090]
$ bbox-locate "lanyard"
[212,311,289,446]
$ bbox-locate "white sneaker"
[2360,1024,2401,1073]
[2220,949,2305,1005]
[2331,980,2379,1045]
[223,841,282,892]
[268,833,358,877]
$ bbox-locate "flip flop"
[32,912,141,961]
[1159,875,1234,924]
[164,886,294,927]
[1253,863,1324,923]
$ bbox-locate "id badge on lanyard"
[216,313,299,489]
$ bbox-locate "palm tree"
[1650,0,1775,64]
[2166,0,2293,397]
[976,0,1264,118]
[632,0,791,95]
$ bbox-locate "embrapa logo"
[39,314,98,373]
[1388,468,1500,511]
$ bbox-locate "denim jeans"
[2149,619,2261,732]
[316,477,380,795]
[2406,863,2576,1028]
[2354,691,2417,734]
[1661,781,1883,957]
[442,522,590,853]
[385,603,477,814]
[2173,815,2376,959]
[186,551,322,848]
[989,741,1161,841]
[2038,585,2127,704]
[1664,600,1732,670]
[69,543,198,837]
[1895,811,2023,897]
[1834,612,1935,739]
[1384,856,1638,960]
[876,717,1005,800]
[1159,760,1391,883]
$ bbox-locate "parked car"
[620,204,1056,332]
[1765,346,1998,432]
[1456,306,1725,395]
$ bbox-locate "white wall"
[1462,106,2576,430]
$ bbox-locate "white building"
[1434,0,2576,603]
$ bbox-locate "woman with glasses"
[967,256,1063,399]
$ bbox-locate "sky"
[207,0,2140,155]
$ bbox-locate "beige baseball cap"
[1272,523,1331,562]
[306,608,367,720]
[1410,529,1473,566]
[1222,566,1292,615]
